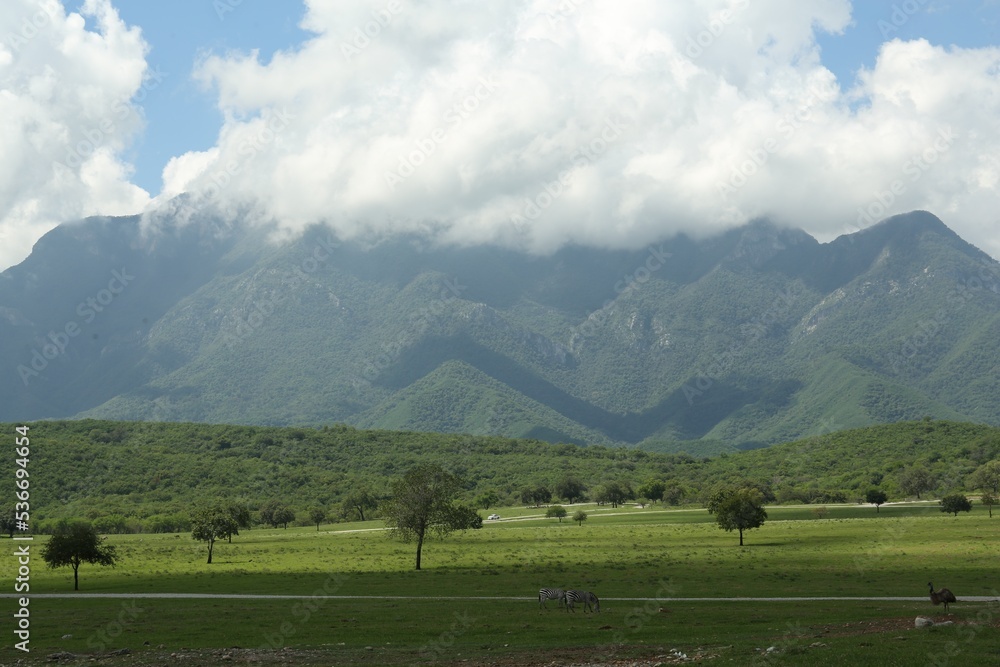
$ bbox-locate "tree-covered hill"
[4,418,997,532]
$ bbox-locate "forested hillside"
[5,418,997,532]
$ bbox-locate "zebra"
[564,589,600,613]
[538,587,567,609]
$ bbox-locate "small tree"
[865,489,888,513]
[546,505,568,522]
[0,507,17,538]
[980,491,996,518]
[41,520,118,590]
[309,507,326,531]
[275,507,295,529]
[555,477,588,504]
[707,487,767,546]
[573,510,588,526]
[191,506,240,564]
[341,488,378,522]
[381,464,481,570]
[664,485,687,506]
[940,494,973,517]
[224,502,252,542]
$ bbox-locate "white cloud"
[0,0,150,270]
[5,0,1000,269]
[153,0,1000,259]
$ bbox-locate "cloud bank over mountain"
[0,0,151,268]
[3,0,1000,270]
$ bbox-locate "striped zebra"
[538,587,566,609]
[564,589,600,613]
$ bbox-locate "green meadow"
[3,503,999,666]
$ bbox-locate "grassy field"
[3,502,999,666]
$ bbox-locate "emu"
[928,582,957,613]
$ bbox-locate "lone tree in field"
[939,494,973,517]
[707,487,768,546]
[865,489,888,513]
[224,501,253,542]
[969,460,1000,495]
[382,464,482,570]
[970,462,1000,518]
[546,505,568,522]
[309,507,326,531]
[191,506,240,564]
[573,510,588,526]
[41,520,118,590]
[980,491,996,518]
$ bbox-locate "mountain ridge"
[3,209,999,450]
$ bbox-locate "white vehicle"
[487,514,501,520]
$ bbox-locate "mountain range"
[3,208,999,452]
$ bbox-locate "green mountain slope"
[2,209,999,448]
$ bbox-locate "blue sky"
[2,0,999,270]
[74,0,313,194]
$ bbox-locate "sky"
[1,0,999,272]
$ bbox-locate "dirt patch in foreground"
[5,645,726,667]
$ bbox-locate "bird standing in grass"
[928,582,957,612]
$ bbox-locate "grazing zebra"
[538,587,567,609]
[565,589,600,613]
